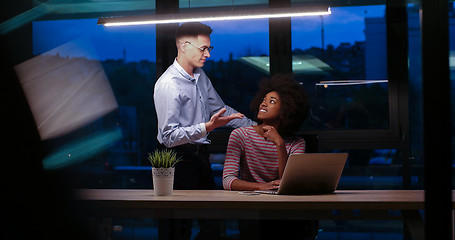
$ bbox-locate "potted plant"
[148,149,181,196]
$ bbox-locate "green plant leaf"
[147,149,181,168]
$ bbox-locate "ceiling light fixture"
[316,80,389,87]
[98,6,331,26]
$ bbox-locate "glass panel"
[52,0,156,14]
[407,2,455,189]
[32,18,269,188]
[407,3,424,189]
[327,149,403,190]
[202,20,269,120]
[32,19,157,188]
[450,3,455,188]
[33,19,157,62]
[292,4,389,130]
[179,0,268,8]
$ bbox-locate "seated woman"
[222,74,316,240]
[223,74,310,191]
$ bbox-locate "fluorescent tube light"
[316,80,389,87]
[98,6,331,26]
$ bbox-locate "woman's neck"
[261,120,280,129]
[253,122,280,134]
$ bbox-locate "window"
[179,0,268,8]
[407,3,424,188]
[202,20,269,120]
[14,1,447,237]
[330,149,402,190]
[451,4,455,184]
[407,2,455,189]
[292,5,389,130]
[27,2,440,193]
[289,4,401,192]
[32,19,157,187]
[31,17,270,187]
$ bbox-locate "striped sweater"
[222,126,306,190]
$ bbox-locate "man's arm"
[204,75,256,128]
[222,105,256,128]
[205,108,245,132]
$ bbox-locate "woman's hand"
[262,125,284,146]
[257,179,281,190]
[230,179,281,191]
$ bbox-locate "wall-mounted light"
[98,5,331,26]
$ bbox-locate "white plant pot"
[152,167,175,196]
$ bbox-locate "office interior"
[1,0,453,239]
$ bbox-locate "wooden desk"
[75,189,451,239]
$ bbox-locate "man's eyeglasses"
[185,41,214,53]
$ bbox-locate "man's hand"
[205,108,244,132]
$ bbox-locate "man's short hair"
[175,22,213,40]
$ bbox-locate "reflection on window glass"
[292,5,389,130]
[408,3,455,189]
[179,0,268,8]
[450,4,455,176]
[326,149,405,190]
[202,20,269,120]
[407,3,423,189]
[33,19,157,186]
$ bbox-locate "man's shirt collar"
[173,59,201,83]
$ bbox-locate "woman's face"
[257,91,282,122]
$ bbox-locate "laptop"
[254,153,348,195]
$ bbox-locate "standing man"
[154,22,255,240]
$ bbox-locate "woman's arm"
[262,125,288,179]
[222,129,244,190]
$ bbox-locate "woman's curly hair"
[250,74,310,137]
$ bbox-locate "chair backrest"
[299,134,319,153]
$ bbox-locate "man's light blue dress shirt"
[154,59,255,148]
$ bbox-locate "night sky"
[32,5,385,62]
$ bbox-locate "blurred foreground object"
[14,39,117,140]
